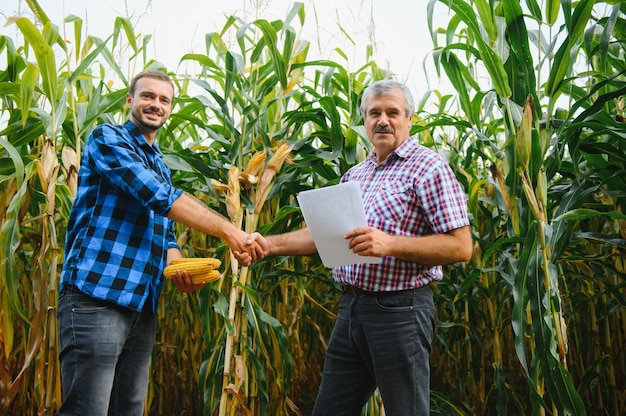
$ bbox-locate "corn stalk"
[428,0,625,414]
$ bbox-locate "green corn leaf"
[512,229,533,376]
[476,41,512,98]
[68,40,108,83]
[502,0,538,106]
[435,49,473,123]
[546,0,594,97]
[254,19,288,90]
[0,138,30,323]
[318,96,344,158]
[11,17,57,105]
[546,0,560,25]
[474,0,497,43]
[20,63,39,128]
[64,14,83,63]
[212,293,236,335]
[113,16,138,53]
[440,0,482,39]
[553,208,626,222]
[526,242,587,415]
[86,36,127,86]
[1,118,46,148]
[439,0,511,99]
[525,0,542,20]
[1,36,22,82]
[599,5,621,70]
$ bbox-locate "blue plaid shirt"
[333,137,469,292]
[60,121,183,312]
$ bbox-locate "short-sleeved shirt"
[332,137,469,292]
[60,120,183,312]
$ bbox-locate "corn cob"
[189,269,221,284]
[169,258,221,267]
[163,258,222,284]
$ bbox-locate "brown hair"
[129,70,175,98]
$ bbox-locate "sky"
[1,0,451,97]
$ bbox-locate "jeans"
[312,286,435,416]
[57,286,156,416]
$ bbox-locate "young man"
[252,79,472,415]
[57,70,263,415]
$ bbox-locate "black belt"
[61,284,82,295]
[342,285,408,297]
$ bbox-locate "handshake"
[231,231,271,267]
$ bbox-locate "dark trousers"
[312,286,435,416]
[57,287,156,416]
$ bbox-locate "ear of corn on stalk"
[163,258,222,284]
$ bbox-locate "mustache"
[373,125,394,134]
[143,107,164,116]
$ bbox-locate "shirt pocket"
[369,180,410,224]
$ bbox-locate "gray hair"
[360,80,415,119]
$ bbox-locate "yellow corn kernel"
[163,264,208,278]
[190,270,221,284]
[169,258,221,268]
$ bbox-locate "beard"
[131,107,166,132]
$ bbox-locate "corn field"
[1,1,625,415]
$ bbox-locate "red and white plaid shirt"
[332,137,469,292]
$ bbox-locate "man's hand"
[169,269,206,292]
[231,231,269,266]
[346,225,473,265]
[345,226,391,257]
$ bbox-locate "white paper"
[297,181,382,268]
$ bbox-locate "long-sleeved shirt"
[333,137,469,292]
[60,120,182,312]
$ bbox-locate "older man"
[253,79,472,415]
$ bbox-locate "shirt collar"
[123,120,164,156]
[367,135,417,165]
